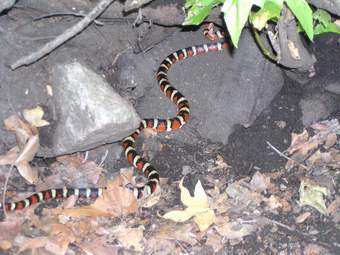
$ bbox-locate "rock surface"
[0,0,15,14]
[38,61,140,157]
[114,29,284,145]
[0,1,138,157]
[300,92,339,126]
[308,0,340,16]
[299,33,340,125]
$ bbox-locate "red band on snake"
[1,188,105,211]
[0,41,229,211]
[122,41,229,199]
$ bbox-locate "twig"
[98,149,108,168]
[252,26,279,62]
[10,0,116,70]
[2,164,15,219]
[33,12,105,26]
[266,141,308,169]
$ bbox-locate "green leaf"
[313,9,331,26]
[314,23,340,35]
[222,0,255,47]
[312,9,340,35]
[183,5,213,25]
[252,0,283,30]
[285,0,313,41]
[183,0,224,25]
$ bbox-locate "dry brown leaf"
[209,187,230,215]
[110,225,144,252]
[0,240,12,250]
[206,230,223,252]
[327,197,340,216]
[324,132,337,148]
[0,215,24,248]
[295,212,312,223]
[299,140,320,157]
[0,146,19,165]
[264,195,282,209]
[226,180,265,207]
[15,133,39,164]
[215,221,256,240]
[157,223,197,246]
[38,154,105,191]
[145,238,176,255]
[46,85,53,96]
[303,243,325,255]
[76,236,119,255]
[16,159,38,184]
[61,177,137,218]
[277,194,293,212]
[287,40,300,59]
[287,129,322,157]
[288,130,309,154]
[44,235,71,255]
[27,217,74,255]
[249,171,272,192]
[307,148,340,167]
[0,114,39,183]
[17,236,48,254]
[60,194,78,209]
[209,154,231,171]
[4,114,35,143]
[37,223,77,255]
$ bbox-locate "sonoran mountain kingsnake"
[1,39,229,212]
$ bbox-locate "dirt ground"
[0,1,339,255]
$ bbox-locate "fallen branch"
[33,11,105,26]
[266,140,308,169]
[2,164,15,219]
[10,0,115,70]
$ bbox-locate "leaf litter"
[0,113,339,254]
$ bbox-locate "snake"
[0,39,229,212]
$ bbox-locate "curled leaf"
[299,179,329,215]
[162,179,215,232]
[23,106,50,128]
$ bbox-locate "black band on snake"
[122,41,229,199]
[0,40,229,212]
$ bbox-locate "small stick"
[2,164,15,219]
[33,12,105,26]
[252,26,279,62]
[10,0,115,70]
[266,141,308,169]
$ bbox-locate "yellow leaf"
[162,179,215,232]
[162,210,194,222]
[23,106,50,127]
[180,179,208,208]
[299,179,329,215]
[193,209,216,232]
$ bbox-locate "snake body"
[1,40,229,211]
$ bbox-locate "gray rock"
[0,0,16,14]
[300,92,339,126]
[38,61,140,157]
[308,0,340,16]
[298,32,340,125]
[114,29,284,145]
[325,82,340,95]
